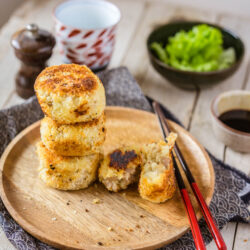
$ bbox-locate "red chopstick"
[153,101,227,250]
[152,102,206,250]
[172,156,206,250]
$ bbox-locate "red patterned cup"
[54,0,121,71]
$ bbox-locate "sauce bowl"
[210,90,250,152]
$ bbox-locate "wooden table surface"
[0,0,249,249]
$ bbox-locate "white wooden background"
[0,0,249,249]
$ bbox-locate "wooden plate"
[0,106,214,250]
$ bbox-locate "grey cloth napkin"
[0,67,249,250]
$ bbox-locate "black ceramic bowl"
[147,21,244,89]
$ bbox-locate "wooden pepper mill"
[11,24,55,99]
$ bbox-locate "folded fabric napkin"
[0,67,249,250]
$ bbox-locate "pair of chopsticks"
[152,101,227,250]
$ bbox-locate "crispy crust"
[108,149,139,170]
[40,113,106,156]
[36,141,101,190]
[139,157,176,203]
[34,64,99,95]
[138,133,177,203]
[34,64,106,124]
[99,147,142,192]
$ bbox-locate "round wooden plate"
[0,106,214,250]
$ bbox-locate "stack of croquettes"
[35,64,106,190]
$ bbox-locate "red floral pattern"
[55,21,117,70]
[68,29,81,38]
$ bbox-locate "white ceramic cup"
[53,0,121,70]
[210,90,250,153]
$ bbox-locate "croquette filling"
[143,143,171,182]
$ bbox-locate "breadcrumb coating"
[36,141,101,190]
[35,64,105,124]
[40,113,105,156]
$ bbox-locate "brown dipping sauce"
[218,109,250,133]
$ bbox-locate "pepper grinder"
[11,24,56,99]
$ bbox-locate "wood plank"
[121,2,177,82]
[245,65,250,91]
[0,51,19,109]
[233,223,250,250]
[207,222,237,250]
[0,228,15,250]
[160,0,250,19]
[108,0,145,68]
[140,66,195,128]
[2,91,23,109]
[224,147,250,175]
